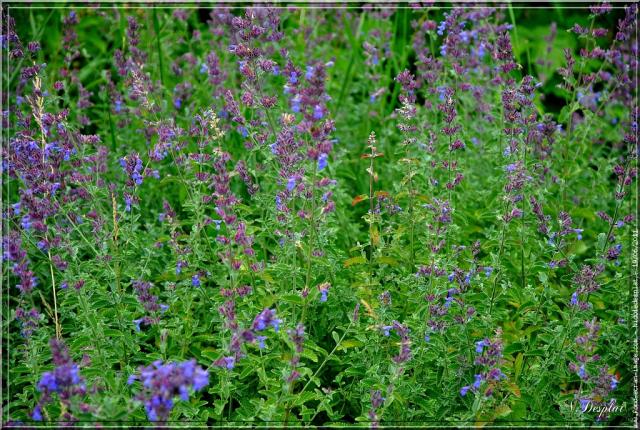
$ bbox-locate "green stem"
[152,8,165,88]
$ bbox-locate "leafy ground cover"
[2,2,638,428]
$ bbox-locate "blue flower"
[475,340,487,354]
[237,126,248,137]
[38,372,58,392]
[257,335,267,349]
[286,176,297,192]
[472,374,483,389]
[192,274,201,287]
[289,71,298,84]
[320,290,328,302]
[611,375,618,390]
[460,385,470,396]
[32,405,42,421]
[570,292,579,306]
[21,215,31,230]
[578,365,586,379]
[291,96,301,113]
[305,66,314,80]
[317,153,328,171]
[133,318,143,332]
[579,398,590,411]
[313,105,323,120]
[381,326,392,336]
[223,356,235,369]
[574,228,583,240]
[252,309,282,332]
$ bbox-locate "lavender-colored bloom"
[252,308,281,332]
[578,365,586,379]
[120,153,144,186]
[192,274,200,287]
[570,292,579,306]
[319,288,328,302]
[444,296,454,308]
[32,405,42,421]
[132,359,209,422]
[317,153,328,170]
[291,96,301,113]
[33,339,88,421]
[237,125,248,137]
[313,105,323,119]
[460,385,470,396]
[15,308,40,338]
[286,176,297,191]
[579,398,590,411]
[611,375,618,390]
[214,356,236,370]
[472,374,483,389]
[574,228,583,240]
[256,336,267,349]
[305,66,314,80]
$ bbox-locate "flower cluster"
[569,318,619,420]
[131,280,168,331]
[32,339,90,422]
[128,359,209,422]
[461,332,506,397]
[287,323,305,383]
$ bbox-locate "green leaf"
[337,339,364,351]
[281,294,303,305]
[344,256,367,267]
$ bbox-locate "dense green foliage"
[2,3,637,428]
